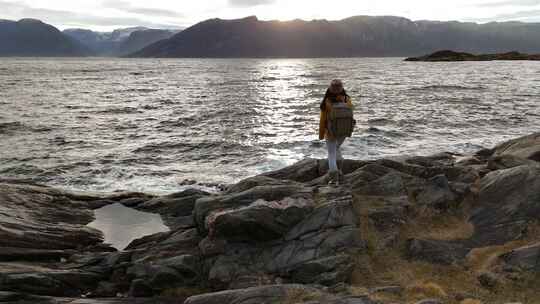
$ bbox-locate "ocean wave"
[0,164,46,176]
[368,118,393,125]
[366,127,407,138]
[121,88,159,93]
[410,84,486,91]
[94,107,142,114]
[0,122,51,134]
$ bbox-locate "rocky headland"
[1,132,539,304]
[405,50,540,62]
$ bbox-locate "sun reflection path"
[248,60,326,167]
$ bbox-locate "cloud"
[0,1,183,29]
[490,8,540,20]
[101,0,184,18]
[475,0,540,7]
[470,8,540,22]
[228,0,276,7]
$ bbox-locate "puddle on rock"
[87,203,169,250]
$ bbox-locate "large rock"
[0,183,102,250]
[208,197,314,242]
[413,175,457,210]
[470,164,540,246]
[193,185,313,236]
[0,267,103,297]
[493,132,540,161]
[125,254,202,294]
[487,155,539,171]
[205,196,365,288]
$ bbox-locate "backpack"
[327,100,355,138]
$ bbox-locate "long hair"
[320,88,348,110]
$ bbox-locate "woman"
[319,79,354,185]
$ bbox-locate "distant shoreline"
[406,50,540,62]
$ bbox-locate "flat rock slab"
[184,284,372,304]
[0,183,102,250]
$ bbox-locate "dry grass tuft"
[350,193,540,304]
[466,222,540,273]
[403,207,474,241]
[405,281,448,299]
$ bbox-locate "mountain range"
[3,15,540,57]
[0,18,178,57]
[132,15,540,58]
[0,19,90,57]
[63,27,178,56]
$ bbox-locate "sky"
[1,0,540,31]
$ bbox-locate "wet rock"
[493,132,540,161]
[0,183,103,250]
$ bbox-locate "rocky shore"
[405,50,540,62]
[1,132,539,304]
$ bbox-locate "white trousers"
[326,137,346,172]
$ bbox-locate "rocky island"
[405,50,540,62]
[1,132,539,304]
